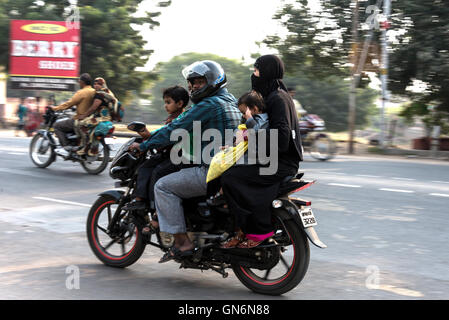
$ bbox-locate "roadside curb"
[382,148,449,160]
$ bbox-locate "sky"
[134,0,402,96]
[136,0,287,71]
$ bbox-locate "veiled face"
[253,67,260,77]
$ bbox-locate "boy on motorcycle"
[124,85,189,219]
[129,60,241,263]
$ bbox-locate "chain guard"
[206,241,281,270]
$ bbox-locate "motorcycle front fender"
[98,189,125,202]
[37,130,57,146]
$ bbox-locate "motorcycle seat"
[278,173,307,196]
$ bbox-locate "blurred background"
[1,0,449,301]
[0,0,447,154]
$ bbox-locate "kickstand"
[206,263,229,278]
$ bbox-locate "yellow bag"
[206,124,248,183]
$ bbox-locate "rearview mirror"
[127,121,146,132]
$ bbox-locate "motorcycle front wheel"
[29,133,56,168]
[232,210,310,296]
[87,195,146,268]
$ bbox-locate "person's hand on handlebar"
[129,142,142,153]
[137,127,151,140]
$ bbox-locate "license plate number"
[299,207,317,227]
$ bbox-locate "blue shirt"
[17,104,28,121]
[140,88,241,164]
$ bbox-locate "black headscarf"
[251,55,288,98]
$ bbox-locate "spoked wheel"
[309,134,336,161]
[87,196,146,268]
[232,210,310,295]
[81,140,110,175]
[29,133,56,168]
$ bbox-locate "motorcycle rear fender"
[99,189,125,202]
[276,198,327,249]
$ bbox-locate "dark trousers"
[220,165,297,235]
[135,156,194,211]
[53,118,74,146]
[135,155,167,205]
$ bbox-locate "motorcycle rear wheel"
[232,211,310,296]
[81,140,110,175]
[87,196,146,268]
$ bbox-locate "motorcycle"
[29,107,113,175]
[299,114,337,161]
[86,121,327,296]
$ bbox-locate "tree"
[389,0,449,131]
[263,0,379,131]
[147,52,252,122]
[285,74,377,132]
[0,0,171,101]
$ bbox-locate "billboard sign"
[9,20,80,91]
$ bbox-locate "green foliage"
[147,52,252,122]
[286,75,377,132]
[399,101,449,136]
[389,0,449,126]
[0,0,172,101]
[263,0,379,131]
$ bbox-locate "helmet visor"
[182,61,210,80]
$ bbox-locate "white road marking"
[328,183,361,188]
[429,193,449,198]
[432,181,449,184]
[392,177,416,181]
[0,146,28,152]
[356,174,382,178]
[32,197,91,208]
[375,285,424,298]
[7,152,26,156]
[379,188,415,193]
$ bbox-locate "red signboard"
[9,20,80,91]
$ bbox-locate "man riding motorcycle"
[129,60,241,263]
[51,73,95,156]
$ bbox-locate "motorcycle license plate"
[299,207,318,228]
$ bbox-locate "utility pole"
[348,0,359,154]
[379,0,391,148]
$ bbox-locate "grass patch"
[327,132,369,144]
[367,146,386,154]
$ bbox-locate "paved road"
[0,133,448,300]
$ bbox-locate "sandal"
[142,220,159,235]
[159,246,195,263]
[237,239,264,249]
[220,230,245,249]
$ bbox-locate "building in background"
[2,20,81,124]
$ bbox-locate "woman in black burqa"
[220,54,303,248]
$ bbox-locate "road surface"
[0,133,448,300]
